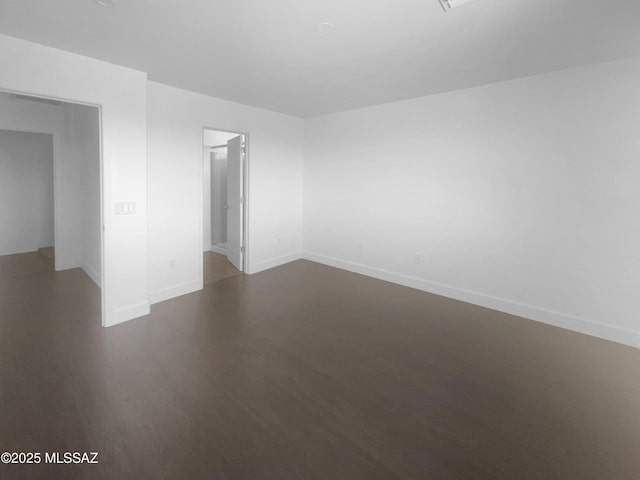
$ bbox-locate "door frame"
[200,127,250,277]
[0,88,105,325]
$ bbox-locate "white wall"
[0,130,54,255]
[0,93,102,285]
[63,103,101,286]
[147,81,304,304]
[0,33,149,326]
[203,151,212,249]
[202,150,228,250]
[56,103,86,272]
[211,151,228,246]
[6,32,636,347]
[202,129,237,250]
[0,93,64,132]
[304,57,640,349]
[0,93,73,269]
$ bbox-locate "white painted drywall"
[63,103,101,286]
[0,93,64,132]
[0,93,102,286]
[0,33,149,326]
[203,150,212,250]
[211,151,228,246]
[202,150,229,250]
[55,104,85,271]
[0,130,54,255]
[0,92,75,270]
[202,129,238,251]
[147,81,304,304]
[304,57,640,349]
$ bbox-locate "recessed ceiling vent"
[439,0,477,11]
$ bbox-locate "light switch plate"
[115,201,136,215]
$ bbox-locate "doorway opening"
[202,128,247,285]
[0,90,103,323]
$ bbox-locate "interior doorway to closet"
[0,89,103,323]
[202,128,247,285]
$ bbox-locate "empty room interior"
[0,0,639,478]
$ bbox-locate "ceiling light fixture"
[438,0,477,11]
[95,0,116,7]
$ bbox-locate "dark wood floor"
[1,259,639,479]
[0,249,54,281]
[203,251,242,285]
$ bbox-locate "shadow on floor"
[203,250,242,285]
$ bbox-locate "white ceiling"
[1,0,639,118]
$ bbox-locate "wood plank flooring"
[0,250,54,281]
[1,259,639,479]
[203,251,242,285]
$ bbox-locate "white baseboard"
[55,261,81,272]
[208,244,227,255]
[0,247,43,256]
[104,301,150,327]
[81,262,101,288]
[303,251,640,350]
[149,279,202,305]
[249,252,303,275]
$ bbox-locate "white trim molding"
[209,244,227,255]
[303,251,640,350]
[106,301,150,327]
[249,252,303,275]
[149,279,202,305]
[82,262,101,288]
